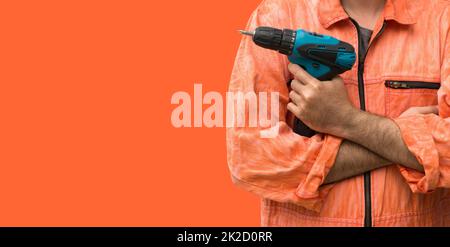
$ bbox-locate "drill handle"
[293,119,316,137]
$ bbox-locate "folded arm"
[323,106,438,185]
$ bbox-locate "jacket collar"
[318,0,418,28]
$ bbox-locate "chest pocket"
[385,80,440,118]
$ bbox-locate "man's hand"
[400,105,438,117]
[287,63,358,135]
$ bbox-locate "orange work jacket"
[227,0,450,226]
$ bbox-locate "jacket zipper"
[385,81,440,89]
[351,19,386,228]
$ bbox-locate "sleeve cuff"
[394,115,441,193]
[295,134,343,211]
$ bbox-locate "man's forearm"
[324,140,391,184]
[340,110,424,172]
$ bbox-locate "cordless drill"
[240,27,356,137]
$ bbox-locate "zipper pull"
[386,81,409,89]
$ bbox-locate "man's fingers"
[290,79,308,94]
[289,90,303,105]
[287,102,301,116]
[288,63,318,85]
[415,105,439,115]
[400,105,439,117]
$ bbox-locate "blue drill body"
[241,27,356,81]
[289,29,356,80]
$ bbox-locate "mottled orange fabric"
[227,0,450,226]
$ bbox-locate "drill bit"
[239,30,255,37]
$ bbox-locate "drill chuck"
[240,27,296,55]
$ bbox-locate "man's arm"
[323,140,390,184]
[323,106,437,184]
[341,110,424,172]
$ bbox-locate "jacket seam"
[439,4,450,65]
[389,91,439,95]
[272,213,360,224]
[232,173,290,197]
[265,204,361,224]
[374,198,450,221]
[231,167,313,199]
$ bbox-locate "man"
[227,0,450,226]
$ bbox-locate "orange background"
[0,0,263,226]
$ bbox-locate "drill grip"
[293,118,316,137]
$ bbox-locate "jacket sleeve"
[226,0,342,212]
[394,6,450,193]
